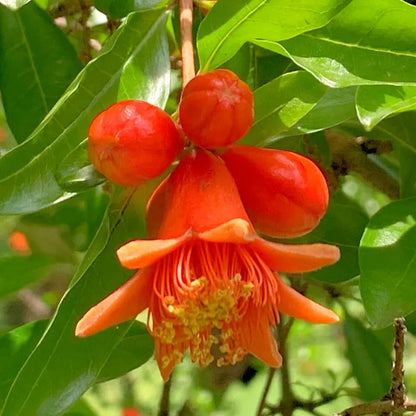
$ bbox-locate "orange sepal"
[75,269,153,337]
[198,219,255,244]
[117,232,192,269]
[276,277,339,324]
[251,237,340,273]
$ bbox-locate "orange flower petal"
[276,277,339,323]
[75,269,153,337]
[156,149,251,238]
[198,218,255,244]
[146,177,169,239]
[251,237,340,273]
[117,232,192,269]
[242,311,282,367]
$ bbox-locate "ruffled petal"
[276,277,339,323]
[251,237,340,273]
[198,218,255,244]
[117,232,192,269]
[75,268,153,337]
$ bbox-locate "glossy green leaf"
[97,321,153,383]
[1,189,149,416]
[240,71,327,146]
[356,85,416,131]
[344,316,391,400]
[360,197,416,328]
[197,0,351,71]
[0,2,82,142]
[374,113,416,197]
[404,311,416,337]
[0,0,30,10]
[95,0,163,18]
[278,87,357,138]
[56,139,105,193]
[62,398,95,416]
[0,254,55,298]
[0,8,170,215]
[0,320,48,408]
[275,0,416,87]
[292,192,369,283]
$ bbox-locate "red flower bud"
[179,69,254,148]
[88,100,184,187]
[221,145,329,238]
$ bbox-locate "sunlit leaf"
[360,197,416,328]
[197,0,351,71]
[0,8,170,214]
[356,85,416,131]
[240,71,327,146]
[274,0,416,87]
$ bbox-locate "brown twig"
[325,130,399,199]
[337,318,410,416]
[179,0,196,87]
[79,0,92,64]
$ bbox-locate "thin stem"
[392,318,406,409]
[278,318,295,416]
[256,368,276,416]
[158,377,173,416]
[337,318,410,416]
[179,0,195,87]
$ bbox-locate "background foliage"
[1,0,416,415]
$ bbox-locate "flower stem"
[179,0,196,87]
[158,376,172,416]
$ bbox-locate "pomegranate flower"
[76,149,339,380]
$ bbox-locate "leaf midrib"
[0,11,167,183]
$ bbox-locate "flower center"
[148,241,278,369]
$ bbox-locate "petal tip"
[75,318,91,338]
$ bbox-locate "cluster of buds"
[78,69,340,380]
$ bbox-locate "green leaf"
[278,87,357,138]
[1,189,149,416]
[240,71,327,146]
[0,2,82,142]
[62,398,96,416]
[275,0,416,87]
[360,197,416,328]
[97,321,153,383]
[292,192,369,283]
[95,0,163,18]
[197,0,351,71]
[0,0,30,10]
[0,320,49,408]
[344,316,391,400]
[374,113,416,197]
[0,255,55,298]
[56,139,105,193]
[0,8,170,215]
[356,85,416,131]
